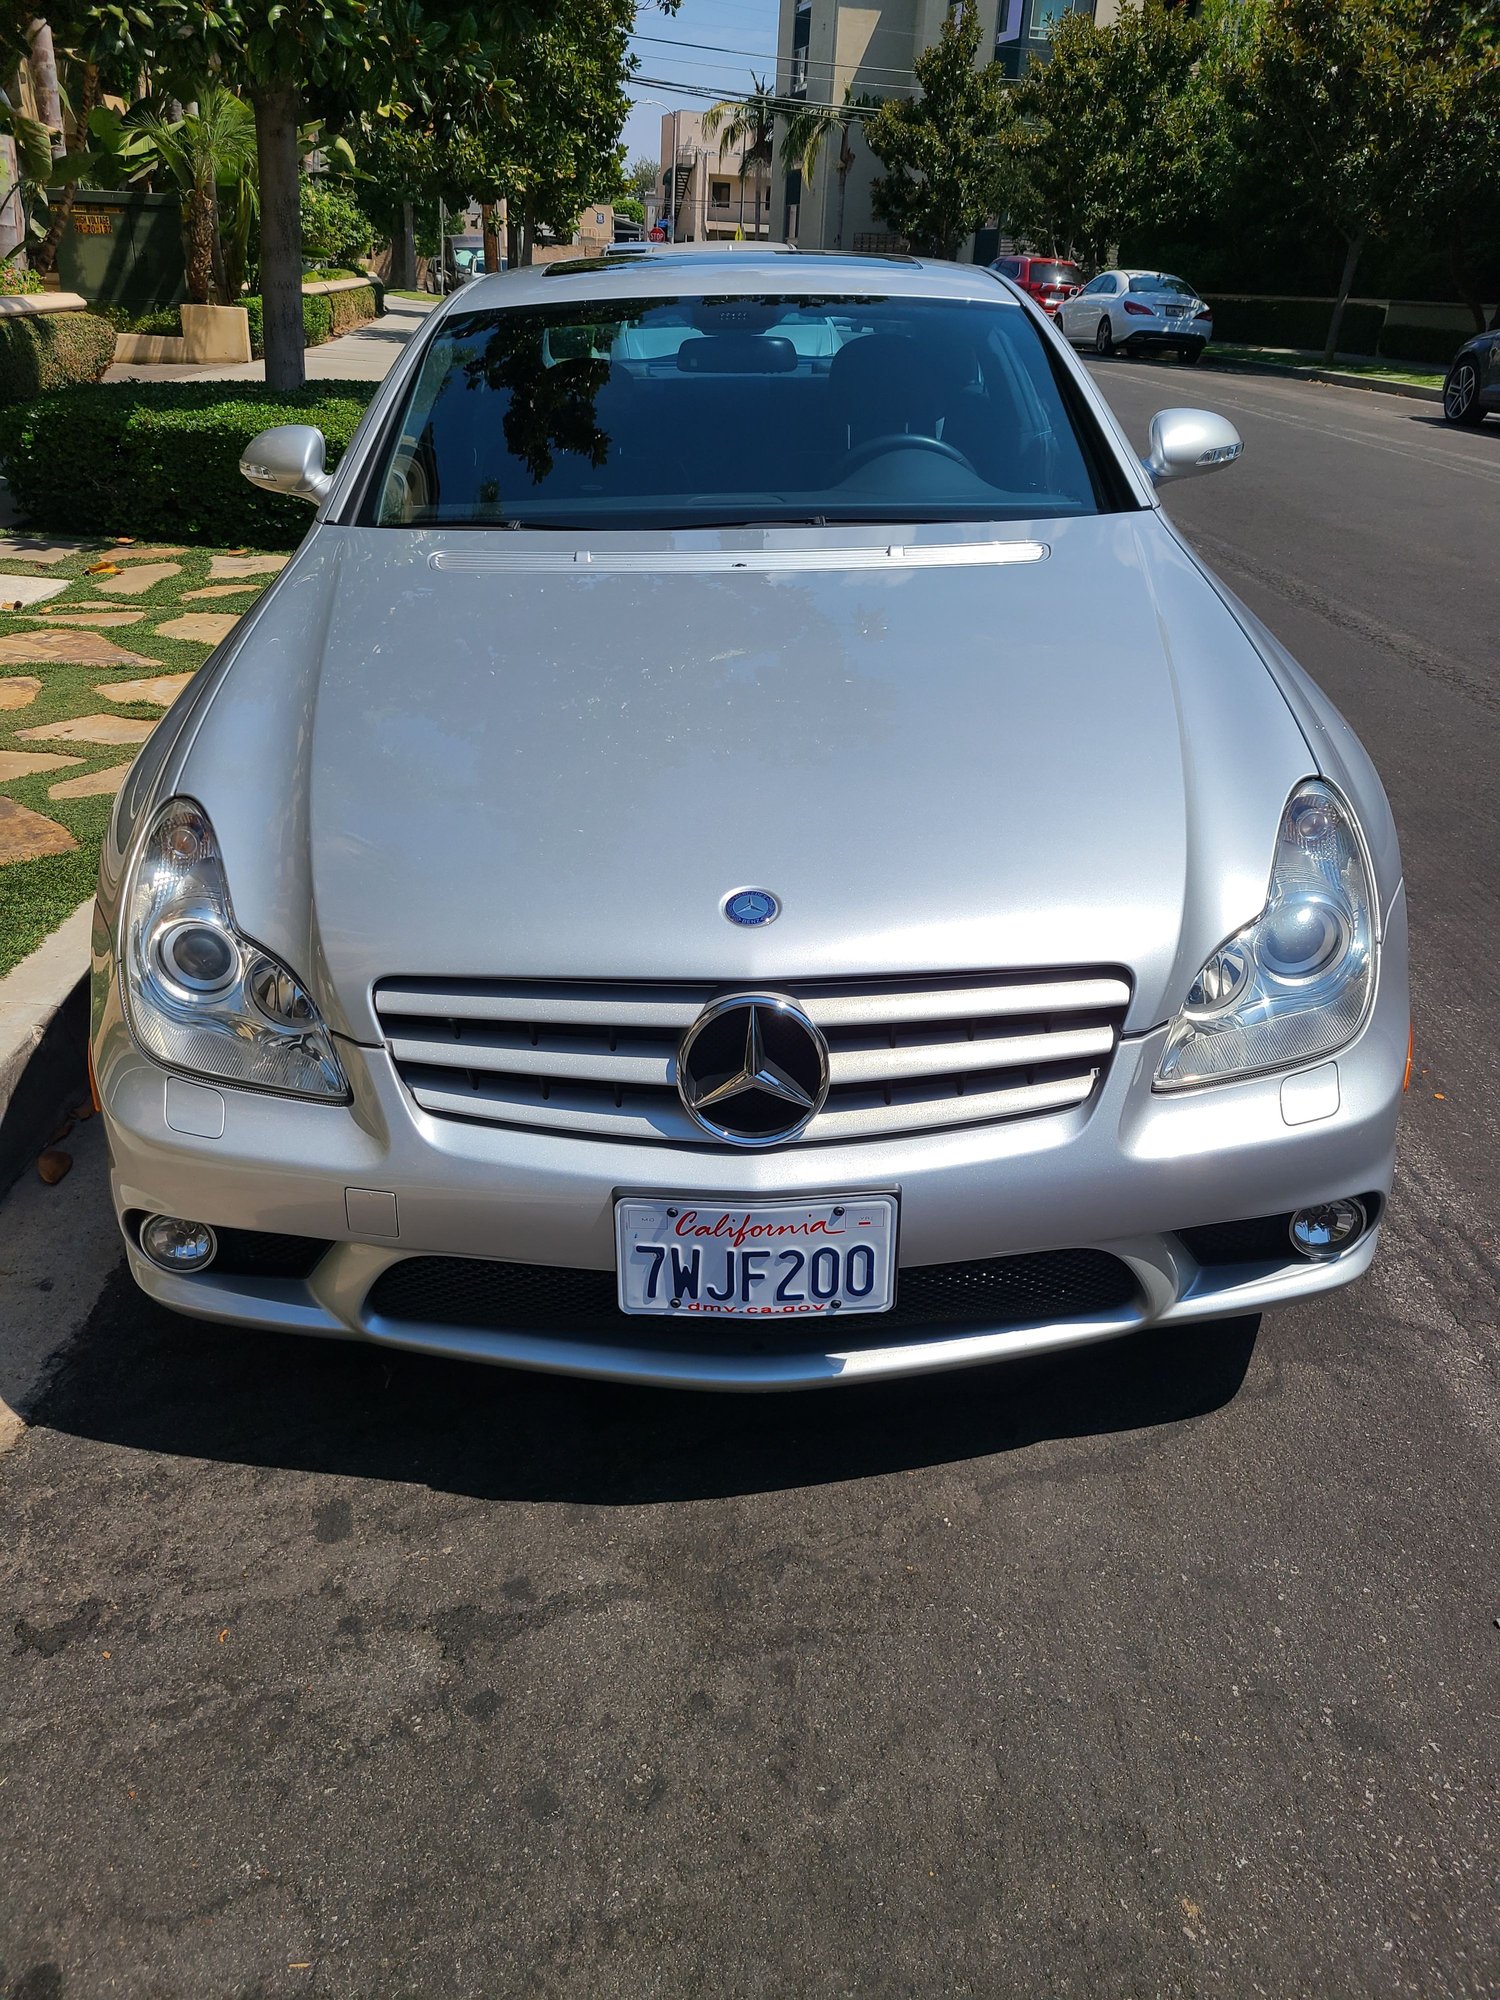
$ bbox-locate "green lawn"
[1205,343,1445,391]
[0,539,277,978]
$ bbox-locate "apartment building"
[658,111,773,242]
[773,0,1125,254]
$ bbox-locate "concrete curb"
[1200,356,1443,404]
[0,900,93,1199]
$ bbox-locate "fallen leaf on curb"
[217,1627,229,1644]
[113,537,136,545]
[37,1149,72,1184]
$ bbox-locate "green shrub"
[1377,322,1473,368]
[0,311,118,403]
[326,281,377,334]
[244,289,336,358]
[95,303,183,336]
[0,380,377,547]
[0,258,43,295]
[1207,296,1386,356]
[299,179,374,268]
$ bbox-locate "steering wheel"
[842,432,977,475]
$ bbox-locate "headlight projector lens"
[1289,1199,1367,1260]
[139,1215,218,1273]
[158,921,238,994]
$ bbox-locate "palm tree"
[781,87,876,251]
[700,74,779,237]
[136,90,257,304]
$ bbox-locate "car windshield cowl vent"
[374,969,1130,1147]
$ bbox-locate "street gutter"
[1200,356,1442,404]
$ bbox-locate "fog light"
[1289,1199,1366,1261]
[139,1215,218,1273]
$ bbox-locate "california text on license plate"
[615,1196,898,1319]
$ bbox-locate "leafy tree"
[614,194,644,225]
[1012,0,1208,267]
[626,152,658,202]
[1401,5,1500,330]
[700,75,776,235]
[138,91,259,304]
[864,8,1025,259]
[781,86,877,252]
[1224,0,1432,361]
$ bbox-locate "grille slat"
[376,969,1129,1146]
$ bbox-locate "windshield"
[1029,263,1080,287]
[369,293,1110,530]
[1127,274,1194,296]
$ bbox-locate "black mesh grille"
[1176,1214,1296,1267]
[211,1229,330,1279]
[364,1249,1138,1355]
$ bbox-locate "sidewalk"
[103,293,436,386]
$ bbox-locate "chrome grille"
[374,969,1130,1146]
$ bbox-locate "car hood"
[181,515,1313,1042]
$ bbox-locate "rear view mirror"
[239,424,332,506]
[1144,408,1243,485]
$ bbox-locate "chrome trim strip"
[428,540,1049,576]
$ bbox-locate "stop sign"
[648,225,666,242]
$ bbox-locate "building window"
[712,181,732,206]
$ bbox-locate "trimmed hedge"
[0,311,117,404]
[1378,322,1472,367]
[1207,295,1386,356]
[0,380,377,547]
[243,282,377,357]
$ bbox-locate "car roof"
[445,245,1020,312]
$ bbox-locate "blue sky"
[621,0,781,169]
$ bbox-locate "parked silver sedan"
[92,247,1407,1390]
[1059,269,1214,362]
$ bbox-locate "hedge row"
[1377,322,1473,367]
[0,381,377,547]
[1206,295,1387,355]
[0,311,117,404]
[244,281,378,357]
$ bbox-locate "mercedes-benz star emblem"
[677,993,830,1145]
[723,888,781,928]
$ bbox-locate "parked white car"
[1059,270,1213,363]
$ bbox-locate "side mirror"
[239,424,332,506]
[1144,408,1242,485]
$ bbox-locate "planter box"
[0,292,89,316]
[114,303,252,367]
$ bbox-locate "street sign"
[648,225,666,242]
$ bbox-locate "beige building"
[658,111,773,242]
[773,0,1126,255]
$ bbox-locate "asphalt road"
[2,363,1498,2000]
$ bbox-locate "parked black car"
[1442,330,1500,425]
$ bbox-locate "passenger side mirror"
[239,424,332,506]
[1144,408,1243,485]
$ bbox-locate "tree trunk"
[26,22,62,142]
[1322,227,1368,365]
[388,200,416,290]
[252,80,305,391]
[184,184,217,304]
[209,186,228,304]
[1445,217,1486,336]
[518,207,533,266]
[480,201,500,274]
[505,211,520,270]
[30,60,100,276]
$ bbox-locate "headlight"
[121,798,349,1101]
[1155,780,1376,1090]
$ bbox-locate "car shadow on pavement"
[21,1269,1260,1503]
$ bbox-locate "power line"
[630,29,924,87]
[632,72,892,115]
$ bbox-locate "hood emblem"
[677,994,830,1145]
[723,887,780,928]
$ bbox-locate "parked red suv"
[989,255,1083,316]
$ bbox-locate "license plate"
[615,1195,898,1319]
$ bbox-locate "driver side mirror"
[239,424,332,506]
[1144,408,1243,485]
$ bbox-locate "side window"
[1097,276,1118,296]
[1080,277,1102,296]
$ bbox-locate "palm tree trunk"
[481,201,500,274]
[209,185,229,304]
[26,21,61,142]
[31,59,100,277]
[252,79,305,391]
[184,183,215,304]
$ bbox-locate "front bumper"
[95,894,1408,1391]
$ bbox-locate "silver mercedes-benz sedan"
[91,246,1408,1390]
